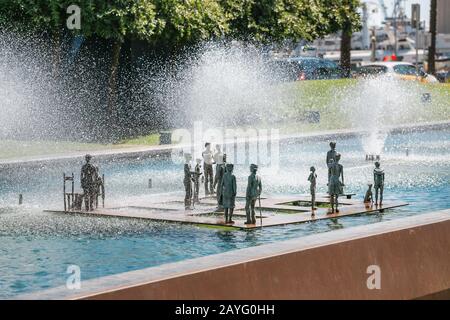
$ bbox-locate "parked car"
[271,57,344,81]
[435,70,450,83]
[353,62,439,83]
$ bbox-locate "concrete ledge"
[17,209,450,300]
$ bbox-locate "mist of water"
[339,75,430,156]
[143,42,295,129]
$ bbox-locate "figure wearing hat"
[183,153,193,210]
[373,161,385,205]
[221,163,237,224]
[245,164,262,225]
[81,154,97,211]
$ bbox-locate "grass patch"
[115,133,160,146]
[0,140,117,160]
[1,79,448,161]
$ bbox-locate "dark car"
[270,57,344,81]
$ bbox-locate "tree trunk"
[428,0,437,75]
[108,40,122,124]
[340,22,352,78]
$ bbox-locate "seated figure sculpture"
[364,183,373,206]
[221,163,237,225]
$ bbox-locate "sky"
[364,0,431,30]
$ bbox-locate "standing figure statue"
[202,143,214,195]
[213,144,224,192]
[81,154,97,211]
[308,166,317,213]
[93,166,104,209]
[193,158,203,204]
[221,163,237,225]
[326,141,337,185]
[183,153,193,210]
[373,161,385,205]
[245,164,262,225]
[215,154,227,210]
[327,154,344,213]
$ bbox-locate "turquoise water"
[0,129,449,298]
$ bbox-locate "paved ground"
[46,194,408,230]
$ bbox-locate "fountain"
[339,75,431,159]
[0,31,449,299]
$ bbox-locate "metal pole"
[71,172,74,210]
[258,195,263,227]
[416,25,419,73]
[393,2,398,57]
[102,174,105,208]
[63,173,66,211]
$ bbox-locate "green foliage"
[153,0,228,46]
[90,0,157,42]
[317,0,362,35]
[221,0,361,43]
[1,0,362,45]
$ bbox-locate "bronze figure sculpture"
[373,161,385,205]
[308,166,317,213]
[221,163,237,225]
[81,154,97,211]
[327,153,344,213]
[245,164,262,225]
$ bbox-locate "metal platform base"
[45,194,408,230]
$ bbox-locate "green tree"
[221,0,327,42]
[318,0,361,76]
[87,0,158,123]
[0,0,72,74]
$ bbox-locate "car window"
[321,59,338,68]
[356,66,387,75]
[393,65,417,76]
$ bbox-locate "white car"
[354,62,439,83]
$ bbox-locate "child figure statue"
[308,166,317,213]
[183,153,193,210]
[221,163,237,225]
[327,154,344,214]
[193,158,203,204]
[245,164,262,225]
[215,154,227,211]
[373,161,385,205]
[364,183,373,207]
